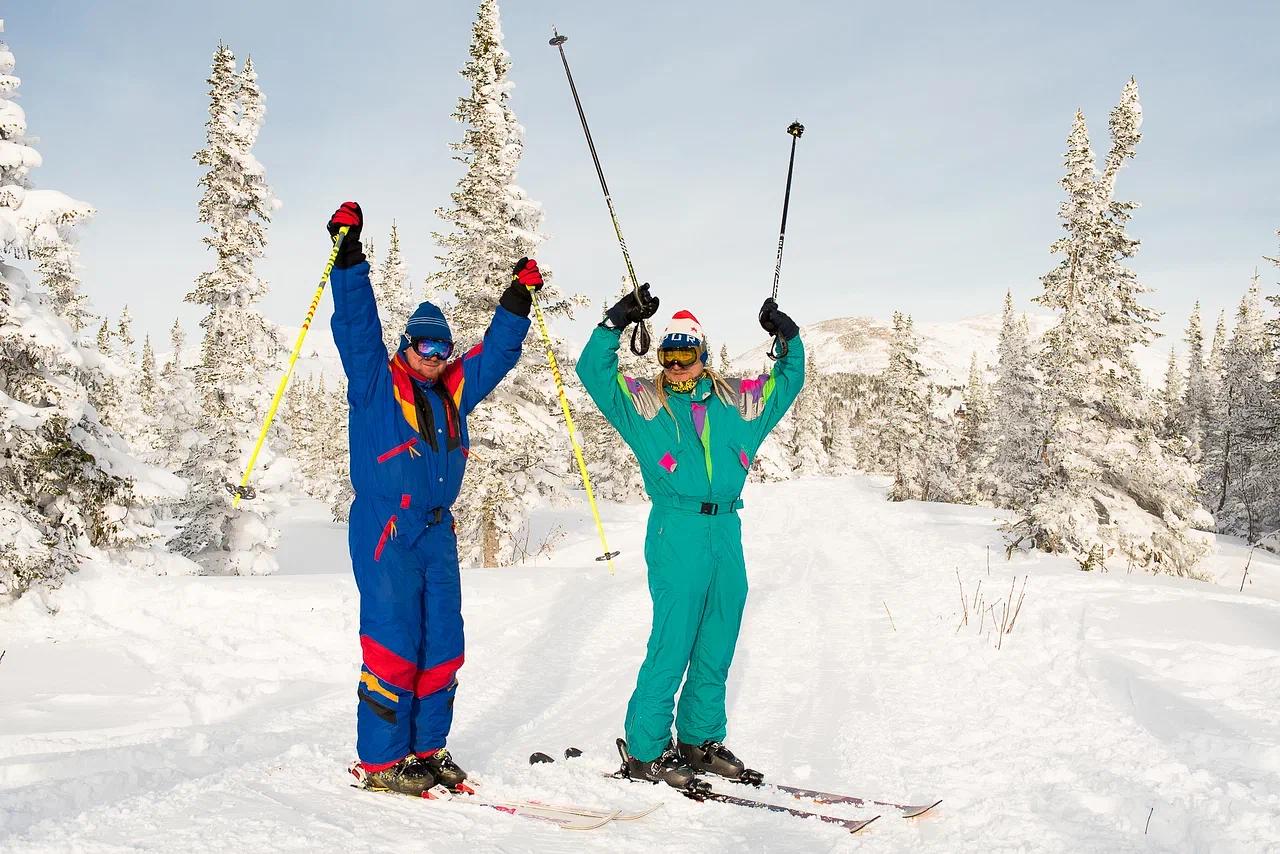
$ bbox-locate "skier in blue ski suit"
[326,202,540,794]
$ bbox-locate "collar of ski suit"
[389,353,464,433]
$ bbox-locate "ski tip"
[564,747,583,760]
[529,752,556,765]
[903,799,942,818]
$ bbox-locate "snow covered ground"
[2,476,1278,853]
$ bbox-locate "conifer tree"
[428,0,583,565]
[139,334,158,418]
[1010,81,1208,575]
[990,294,1041,509]
[169,44,284,575]
[719,343,733,375]
[1203,275,1275,540]
[372,222,415,357]
[1158,348,1186,442]
[882,312,928,501]
[1180,303,1212,461]
[34,237,91,334]
[958,351,993,500]
[1,22,177,600]
[788,353,827,475]
[156,318,200,472]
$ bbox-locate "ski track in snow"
[2,478,1279,853]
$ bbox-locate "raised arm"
[750,299,805,441]
[575,284,661,437]
[325,203,388,408]
[456,258,538,416]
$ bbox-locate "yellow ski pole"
[529,290,620,573]
[227,226,349,507]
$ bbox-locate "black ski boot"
[358,757,437,796]
[677,740,764,785]
[617,738,700,791]
[414,748,468,790]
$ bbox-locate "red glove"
[327,202,363,241]
[512,257,544,290]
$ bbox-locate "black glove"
[758,298,799,341]
[327,201,365,269]
[498,282,533,317]
[605,283,659,329]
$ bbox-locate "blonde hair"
[654,365,737,427]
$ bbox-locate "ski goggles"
[658,346,702,369]
[411,338,454,360]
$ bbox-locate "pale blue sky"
[9,1,1280,357]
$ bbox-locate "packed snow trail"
[2,477,1278,852]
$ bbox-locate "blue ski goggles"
[411,338,454,360]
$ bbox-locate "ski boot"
[677,739,764,786]
[616,738,704,791]
[415,748,468,790]
[353,757,437,796]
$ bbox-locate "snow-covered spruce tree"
[428,0,583,566]
[920,383,963,504]
[0,24,180,601]
[1202,275,1275,541]
[34,234,91,335]
[881,312,928,501]
[788,353,827,475]
[1180,302,1212,461]
[958,351,993,501]
[168,45,285,575]
[1009,81,1209,575]
[1157,347,1187,443]
[155,318,201,473]
[1262,237,1280,548]
[718,344,733,375]
[372,222,415,358]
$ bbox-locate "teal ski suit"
[576,324,805,762]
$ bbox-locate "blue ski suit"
[330,260,529,769]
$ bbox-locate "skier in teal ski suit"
[576,285,804,786]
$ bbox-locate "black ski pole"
[768,120,805,360]
[549,28,652,356]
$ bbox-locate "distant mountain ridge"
[735,312,1169,386]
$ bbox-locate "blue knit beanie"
[401,301,452,352]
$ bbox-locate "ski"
[698,788,879,833]
[535,746,938,819]
[766,782,942,818]
[348,763,625,831]
[530,748,878,834]
[505,799,662,822]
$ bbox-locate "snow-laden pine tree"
[34,235,90,335]
[155,318,201,472]
[1009,81,1209,575]
[788,353,827,475]
[958,351,993,501]
[427,0,583,565]
[719,344,733,375]
[989,295,1044,510]
[1157,348,1186,442]
[0,23,181,601]
[168,45,285,575]
[1180,303,1212,461]
[1263,235,1280,548]
[1201,275,1275,541]
[881,312,929,501]
[372,222,414,357]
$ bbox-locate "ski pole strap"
[650,496,744,516]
